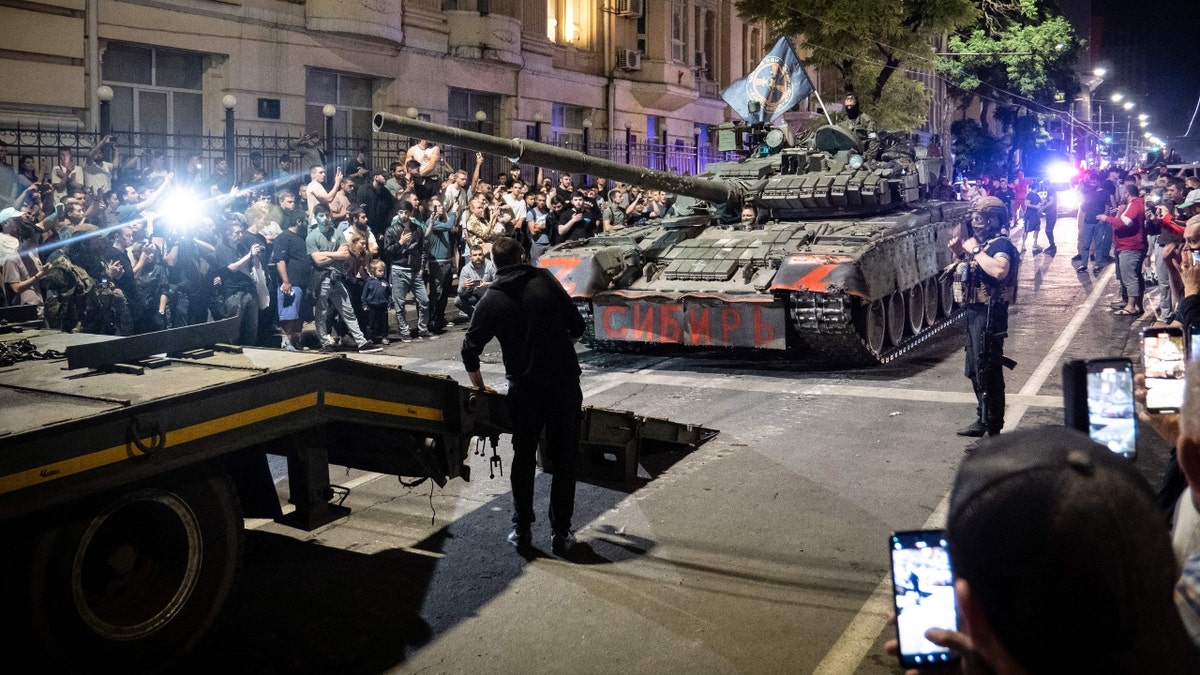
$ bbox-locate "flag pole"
[811,87,834,126]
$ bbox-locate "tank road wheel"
[23,470,243,672]
[922,278,939,326]
[904,284,925,335]
[939,275,955,317]
[885,291,906,346]
[855,298,887,354]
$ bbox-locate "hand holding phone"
[890,530,960,668]
[1063,358,1138,459]
[1142,326,1186,414]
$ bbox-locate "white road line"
[811,266,1115,675]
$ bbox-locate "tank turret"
[373,111,968,366]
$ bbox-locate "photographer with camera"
[212,219,264,345]
[949,196,1018,438]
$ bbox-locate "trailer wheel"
[26,470,243,672]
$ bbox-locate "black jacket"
[382,220,424,271]
[461,264,585,389]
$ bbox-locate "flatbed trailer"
[0,314,713,672]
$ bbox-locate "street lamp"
[533,112,543,143]
[581,117,592,155]
[322,104,336,173]
[96,85,113,137]
[475,110,487,133]
[222,94,237,173]
[1110,92,1124,103]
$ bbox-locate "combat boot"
[956,420,988,437]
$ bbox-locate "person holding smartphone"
[885,426,1199,674]
[949,196,1019,438]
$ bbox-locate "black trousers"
[507,382,582,535]
[964,304,1007,432]
[426,259,454,328]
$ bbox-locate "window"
[551,103,588,148]
[449,88,502,177]
[101,43,204,138]
[671,0,688,64]
[745,25,763,70]
[305,69,375,146]
[547,0,593,49]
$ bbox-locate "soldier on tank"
[948,196,1019,438]
[835,94,878,158]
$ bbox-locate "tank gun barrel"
[373,112,735,206]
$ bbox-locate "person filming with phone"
[885,426,1199,674]
[948,196,1018,438]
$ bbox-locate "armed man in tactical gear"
[948,196,1019,437]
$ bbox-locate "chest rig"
[952,237,1019,305]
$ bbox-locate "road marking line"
[811,266,1114,675]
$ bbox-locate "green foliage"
[951,118,1007,177]
[735,0,976,130]
[848,68,931,130]
[942,3,1083,107]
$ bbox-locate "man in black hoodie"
[461,236,586,558]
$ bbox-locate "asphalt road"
[182,222,1173,675]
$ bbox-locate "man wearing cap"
[885,426,1199,673]
[949,196,1018,438]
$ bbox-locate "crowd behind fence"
[0,123,736,190]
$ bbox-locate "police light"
[1103,135,1113,144]
[1045,160,1077,184]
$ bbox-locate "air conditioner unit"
[617,0,644,18]
[694,52,708,71]
[617,49,643,71]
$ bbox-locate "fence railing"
[0,123,736,191]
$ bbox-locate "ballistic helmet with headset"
[970,196,1008,238]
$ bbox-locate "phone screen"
[1143,328,1186,413]
[1086,359,1136,459]
[890,530,958,668]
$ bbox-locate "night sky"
[1091,0,1200,159]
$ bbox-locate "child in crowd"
[362,258,391,345]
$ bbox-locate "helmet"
[970,196,1006,215]
[970,196,1007,238]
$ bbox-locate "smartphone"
[890,530,959,669]
[1142,326,1186,413]
[1191,325,1200,362]
[1084,358,1137,459]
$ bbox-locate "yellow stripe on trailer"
[323,392,446,422]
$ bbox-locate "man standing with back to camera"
[461,237,586,558]
[949,196,1019,438]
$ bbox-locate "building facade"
[1,0,768,173]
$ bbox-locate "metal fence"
[0,123,735,191]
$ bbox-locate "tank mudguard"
[769,254,869,298]
[538,254,605,299]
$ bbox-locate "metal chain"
[0,339,65,367]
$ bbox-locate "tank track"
[789,298,966,367]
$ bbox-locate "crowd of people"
[948,163,1200,323]
[0,135,682,349]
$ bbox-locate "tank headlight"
[849,154,864,170]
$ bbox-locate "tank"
[374,112,967,365]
